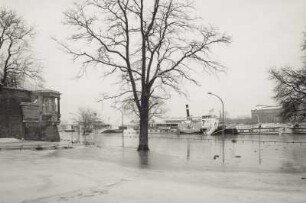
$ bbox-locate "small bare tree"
[0,8,43,91]
[76,107,99,135]
[61,0,230,151]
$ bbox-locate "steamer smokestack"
[186,104,190,118]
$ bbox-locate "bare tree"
[0,8,43,91]
[76,107,99,135]
[270,67,306,122]
[270,32,306,123]
[61,0,230,151]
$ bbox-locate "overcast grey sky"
[1,0,306,124]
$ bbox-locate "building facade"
[251,106,282,124]
[0,87,61,141]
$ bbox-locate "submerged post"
[120,108,124,147]
[208,92,225,163]
[111,105,125,147]
[258,123,262,164]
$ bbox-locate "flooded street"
[1,133,306,203]
[97,133,306,173]
[1,0,305,202]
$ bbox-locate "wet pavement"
[0,132,306,203]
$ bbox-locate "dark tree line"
[270,33,306,123]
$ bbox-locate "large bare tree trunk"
[61,0,230,152]
[138,97,149,151]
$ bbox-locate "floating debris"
[213,155,219,160]
[235,155,241,158]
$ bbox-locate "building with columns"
[251,106,282,124]
[0,87,61,141]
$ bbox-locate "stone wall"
[0,88,31,139]
[0,87,60,141]
[23,122,59,141]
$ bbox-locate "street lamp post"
[208,92,225,163]
[111,106,125,147]
[69,112,79,144]
[254,109,261,164]
[119,108,124,148]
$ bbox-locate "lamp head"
[207,92,212,95]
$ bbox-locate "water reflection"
[258,130,262,165]
[121,133,125,148]
[60,132,306,173]
[138,151,150,168]
[186,139,190,160]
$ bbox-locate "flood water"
[62,132,306,174]
[1,132,306,203]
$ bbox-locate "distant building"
[226,117,254,125]
[59,120,111,133]
[129,118,184,132]
[251,106,282,123]
[130,117,200,133]
[78,120,111,133]
[0,87,61,141]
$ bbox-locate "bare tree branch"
[60,0,230,150]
